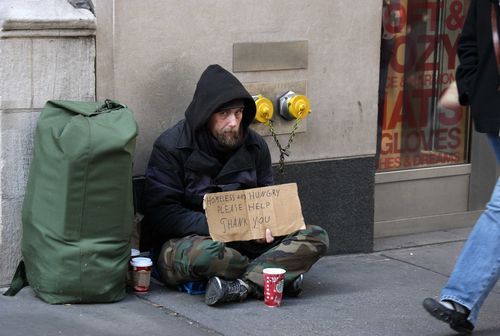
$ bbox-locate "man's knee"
[188,238,230,270]
[168,237,247,278]
[306,225,330,244]
[194,240,249,277]
[160,236,225,266]
[288,225,330,256]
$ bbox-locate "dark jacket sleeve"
[144,140,209,240]
[456,0,478,106]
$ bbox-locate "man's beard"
[214,128,241,148]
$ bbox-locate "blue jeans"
[440,133,500,325]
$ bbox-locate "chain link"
[265,111,303,174]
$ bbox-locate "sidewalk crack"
[134,294,224,335]
[378,253,451,279]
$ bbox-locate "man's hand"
[255,228,274,244]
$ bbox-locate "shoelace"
[225,280,248,300]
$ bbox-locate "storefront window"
[377,0,470,171]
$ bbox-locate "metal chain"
[265,120,284,172]
[265,111,303,174]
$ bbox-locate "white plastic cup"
[130,257,153,293]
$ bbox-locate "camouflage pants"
[157,225,329,290]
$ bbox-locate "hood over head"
[218,99,245,111]
[184,64,256,135]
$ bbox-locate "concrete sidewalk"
[1,228,499,336]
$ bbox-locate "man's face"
[208,107,244,147]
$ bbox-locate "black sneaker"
[205,276,249,306]
[422,298,474,334]
[284,274,304,297]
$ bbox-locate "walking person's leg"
[440,179,500,324]
[423,133,500,333]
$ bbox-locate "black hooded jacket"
[143,64,274,248]
[456,0,500,133]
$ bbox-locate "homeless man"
[143,64,329,306]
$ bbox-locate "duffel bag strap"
[95,99,127,114]
[3,260,28,296]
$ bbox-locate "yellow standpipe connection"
[252,95,274,123]
[288,94,311,119]
[278,91,311,120]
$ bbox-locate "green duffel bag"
[5,99,138,304]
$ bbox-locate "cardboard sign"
[203,183,306,242]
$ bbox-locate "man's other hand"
[255,228,274,244]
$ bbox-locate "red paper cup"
[130,257,152,293]
[263,268,286,307]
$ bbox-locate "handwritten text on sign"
[203,184,305,242]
